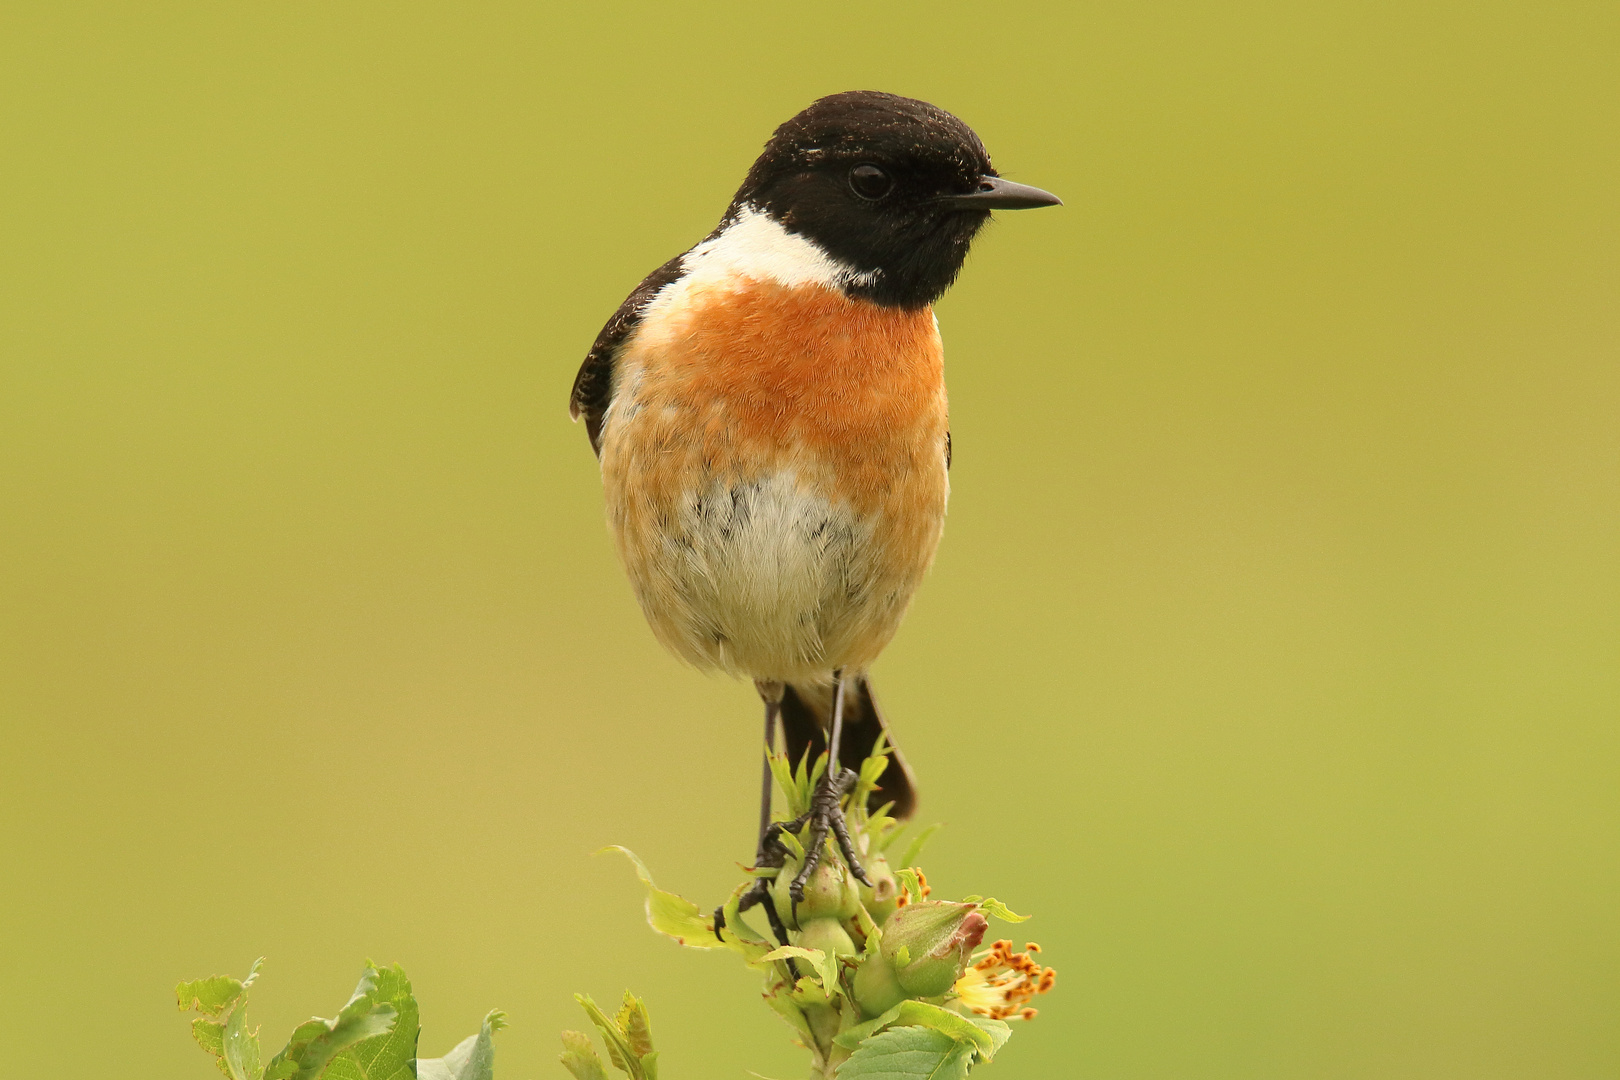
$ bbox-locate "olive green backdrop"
[2,3,1616,1077]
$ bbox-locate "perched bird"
[570,90,1059,903]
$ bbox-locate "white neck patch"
[678,204,879,293]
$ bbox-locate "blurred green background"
[2,2,1616,1077]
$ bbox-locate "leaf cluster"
[176,961,505,1080]
[603,742,1038,1079]
[558,992,658,1080]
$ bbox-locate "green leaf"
[836,1026,974,1080]
[832,1000,994,1055]
[960,896,1030,924]
[615,992,654,1059]
[854,904,882,955]
[600,846,726,950]
[963,1018,1012,1061]
[717,881,777,967]
[418,1010,506,1080]
[851,741,890,813]
[574,994,648,1080]
[261,964,403,1080]
[177,960,264,1080]
[761,980,817,1047]
[900,824,942,870]
[223,996,264,1080]
[777,828,806,862]
[193,1017,226,1058]
[760,946,840,996]
[767,752,803,818]
[177,965,256,1016]
[336,962,419,1080]
[831,1004,904,1050]
[558,1031,608,1080]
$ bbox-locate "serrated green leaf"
[418,1010,505,1080]
[558,1031,608,1080]
[193,1017,227,1056]
[178,960,264,1080]
[178,958,262,1014]
[959,896,1030,924]
[178,976,247,1016]
[262,965,401,1080]
[223,994,264,1080]
[900,824,942,870]
[836,1026,973,1080]
[600,846,727,950]
[893,868,922,900]
[332,962,418,1080]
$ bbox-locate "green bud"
[879,901,989,998]
[857,852,900,923]
[851,950,907,1017]
[794,916,856,959]
[771,855,802,930]
[773,852,860,927]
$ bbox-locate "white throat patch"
[678,205,879,293]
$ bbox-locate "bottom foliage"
[175,745,1055,1079]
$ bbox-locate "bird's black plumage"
[733,90,996,309]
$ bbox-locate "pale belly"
[597,279,950,683]
[602,453,944,682]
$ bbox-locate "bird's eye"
[849,164,893,200]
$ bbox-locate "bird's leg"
[717,813,806,947]
[755,681,783,861]
[789,673,873,906]
[716,681,789,945]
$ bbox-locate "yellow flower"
[952,940,1056,1021]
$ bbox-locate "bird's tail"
[779,675,918,820]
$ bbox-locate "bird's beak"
[940,176,1063,211]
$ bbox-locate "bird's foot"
[714,865,794,947]
[788,766,872,904]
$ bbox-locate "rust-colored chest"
[610,280,949,514]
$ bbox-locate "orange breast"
[623,279,948,514]
[599,278,950,679]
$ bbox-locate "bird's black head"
[730,90,1060,309]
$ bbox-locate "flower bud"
[851,950,907,1017]
[772,852,859,927]
[794,916,857,959]
[857,853,900,923]
[879,901,989,998]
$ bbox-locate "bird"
[569,90,1059,908]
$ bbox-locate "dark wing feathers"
[569,254,686,456]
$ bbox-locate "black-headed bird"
[570,90,1059,911]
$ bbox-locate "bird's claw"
[788,766,871,904]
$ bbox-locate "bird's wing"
[568,254,686,456]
